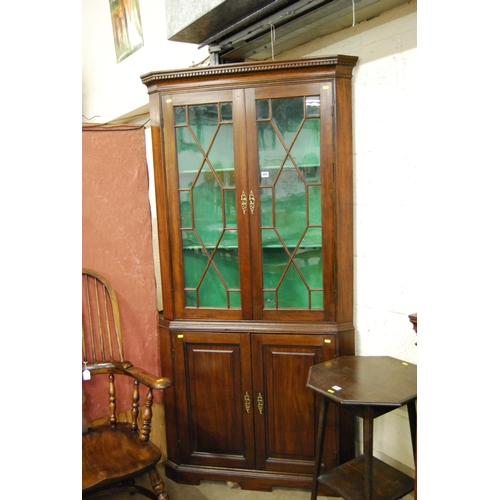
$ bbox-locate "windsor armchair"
[82,268,172,500]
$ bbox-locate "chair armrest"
[85,361,133,373]
[125,365,172,390]
[84,361,172,390]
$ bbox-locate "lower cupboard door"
[173,331,256,469]
[251,333,337,474]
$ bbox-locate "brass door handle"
[249,190,255,215]
[241,191,248,214]
[241,191,256,215]
[257,392,264,414]
[244,391,251,413]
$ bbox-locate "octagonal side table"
[307,356,417,500]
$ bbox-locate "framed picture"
[109,0,144,63]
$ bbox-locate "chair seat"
[82,423,163,492]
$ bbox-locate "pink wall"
[82,125,161,421]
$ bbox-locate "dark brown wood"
[307,356,417,406]
[309,397,347,498]
[142,56,357,323]
[407,400,417,464]
[82,268,125,364]
[162,459,336,493]
[408,312,417,499]
[167,318,348,335]
[82,424,162,489]
[308,356,417,500]
[132,379,139,431]
[149,93,174,321]
[333,77,355,325]
[171,330,255,469]
[363,407,375,500]
[149,467,170,500]
[318,456,414,500]
[409,312,417,347]
[141,56,358,90]
[140,388,154,442]
[109,373,117,426]
[82,269,173,500]
[409,313,417,333]
[82,368,172,500]
[251,333,338,474]
[162,327,355,489]
[142,56,358,490]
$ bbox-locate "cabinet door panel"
[163,90,253,320]
[251,333,336,473]
[246,84,335,322]
[173,331,255,469]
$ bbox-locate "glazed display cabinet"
[141,55,358,492]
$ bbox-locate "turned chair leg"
[148,467,170,500]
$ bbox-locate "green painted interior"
[175,96,323,309]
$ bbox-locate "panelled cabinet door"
[162,90,253,320]
[172,331,256,469]
[251,333,336,473]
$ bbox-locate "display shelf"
[177,164,320,175]
[319,456,414,500]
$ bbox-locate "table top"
[307,356,417,406]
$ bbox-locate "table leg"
[310,396,329,500]
[407,399,417,463]
[363,406,375,500]
[407,399,417,499]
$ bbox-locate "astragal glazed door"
[246,83,334,322]
[163,83,334,322]
[163,89,253,320]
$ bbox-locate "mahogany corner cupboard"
[141,56,358,492]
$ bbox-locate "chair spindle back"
[82,268,124,364]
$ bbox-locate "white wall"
[82,0,418,490]
[277,0,418,363]
[82,0,208,124]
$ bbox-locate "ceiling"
[168,0,410,63]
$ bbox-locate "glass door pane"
[175,101,241,309]
[256,95,323,310]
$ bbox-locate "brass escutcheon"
[257,393,264,414]
[241,191,248,214]
[244,391,251,413]
[249,190,255,215]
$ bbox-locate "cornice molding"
[141,55,358,86]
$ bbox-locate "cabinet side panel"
[150,93,174,318]
[333,77,354,325]
[159,322,179,463]
[320,81,335,322]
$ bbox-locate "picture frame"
[109,0,144,63]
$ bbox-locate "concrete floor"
[99,465,414,500]
[103,472,334,500]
